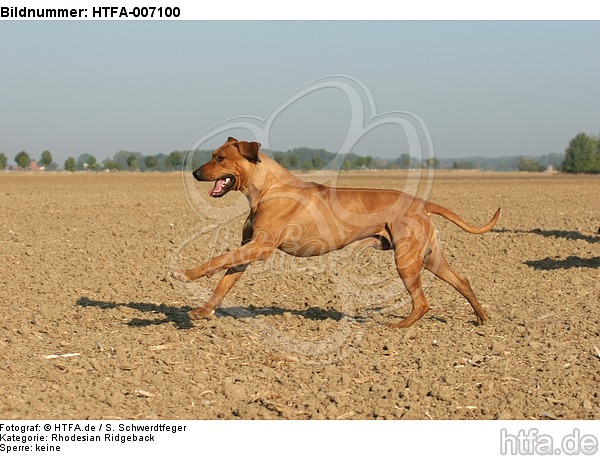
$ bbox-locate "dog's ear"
[227,136,238,143]
[234,141,262,164]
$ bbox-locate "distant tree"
[0,153,7,169]
[273,152,290,169]
[562,132,600,173]
[354,156,366,168]
[288,154,299,169]
[396,153,411,169]
[424,157,440,169]
[342,157,354,171]
[144,155,158,170]
[311,156,324,169]
[302,159,315,172]
[64,157,76,172]
[112,150,131,169]
[86,155,99,171]
[152,153,170,172]
[516,158,544,172]
[76,153,91,170]
[165,151,183,170]
[126,155,139,171]
[40,150,53,168]
[15,151,31,169]
[103,159,121,171]
[452,160,476,170]
[364,156,373,168]
[537,153,565,170]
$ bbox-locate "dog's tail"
[426,203,500,234]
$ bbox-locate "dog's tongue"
[209,178,228,197]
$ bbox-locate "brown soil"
[1,170,598,420]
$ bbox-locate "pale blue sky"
[1,21,599,163]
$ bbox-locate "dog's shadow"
[76,297,365,329]
[497,228,600,244]
[496,228,600,270]
[218,304,367,323]
[524,256,600,271]
[76,297,196,329]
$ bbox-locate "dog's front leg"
[172,240,276,282]
[189,264,248,319]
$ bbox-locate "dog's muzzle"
[192,169,203,181]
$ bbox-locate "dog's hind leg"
[387,241,430,328]
[424,239,489,325]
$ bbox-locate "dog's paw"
[189,306,215,320]
[170,269,192,283]
[477,314,491,326]
[386,320,413,329]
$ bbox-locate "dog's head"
[192,137,262,198]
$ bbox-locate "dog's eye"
[216,156,225,163]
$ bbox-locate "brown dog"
[172,137,500,328]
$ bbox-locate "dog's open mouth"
[209,175,235,198]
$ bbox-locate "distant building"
[28,160,44,171]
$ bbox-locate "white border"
[2,0,600,20]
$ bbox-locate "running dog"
[172,137,500,328]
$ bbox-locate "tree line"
[0,150,186,172]
[64,150,186,172]
[1,131,598,173]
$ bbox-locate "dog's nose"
[192,169,202,181]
